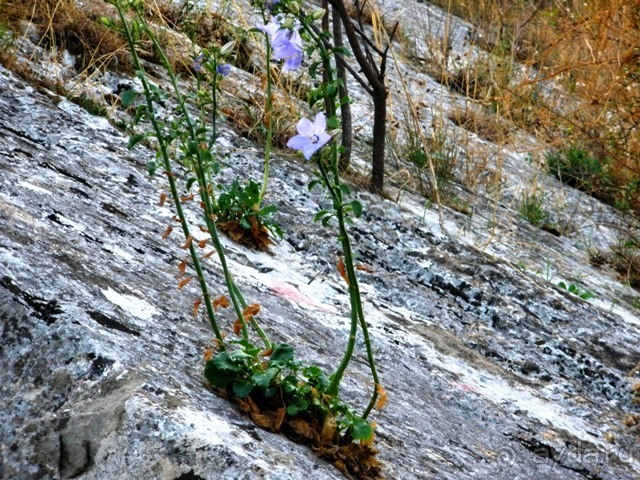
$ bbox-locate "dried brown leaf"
[181,235,193,249]
[375,384,388,411]
[233,318,244,336]
[177,260,187,277]
[203,347,213,362]
[337,257,350,285]
[177,276,192,290]
[213,295,230,311]
[320,415,337,445]
[193,297,202,317]
[197,238,208,248]
[159,192,167,206]
[356,264,374,273]
[161,225,173,240]
[242,303,261,319]
[288,418,316,439]
[274,407,286,431]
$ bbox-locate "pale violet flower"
[287,112,331,160]
[216,64,231,76]
[193,53,206,72]
[257,16,303,72]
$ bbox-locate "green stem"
[139,13,270,347]
[258,20,273,207]
[115,3,225,348]
[208,55,218,150]
[304,28,380,408]
[319,156,359,397]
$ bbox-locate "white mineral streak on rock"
[101,287,158,320]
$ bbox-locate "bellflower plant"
[107,0,384,476]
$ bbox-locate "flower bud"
[100,17,115,28]
[219,40,236,57]
[288,1,299,14]
[310,8,326,21]
[330,129,342,140]
[281,17,295,30]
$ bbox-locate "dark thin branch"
[309,22,374,95]
[326,0,383,90]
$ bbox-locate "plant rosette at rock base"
[204,342,383,479]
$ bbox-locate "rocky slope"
[2,1,640,479]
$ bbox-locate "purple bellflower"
[216,64,231,76]
[287,112,331,160]
[258,16,303,72]
[193,53,206,72]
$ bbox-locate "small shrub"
[518,191,551,228]
[547,147,615,198]
[611,237,640,290]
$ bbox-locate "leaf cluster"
[557,281,596,301]
[213,179,283,238]
[204,342,374,442]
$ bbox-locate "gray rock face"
[1,62,640,480]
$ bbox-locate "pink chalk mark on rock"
[269,280,332,312]
[451,382,477,393]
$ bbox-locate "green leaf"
[557,281,567,290]
[120,89,138,108]
[187,140,199,155]
[239,216,251,230]
[308,179,322,191]
[185,177,197,191]
[259,205,278,216]
[227,349,254,364]
[314,210,330,222]
[213,351,245,372]
[127,133,146,149]
[232,379,254,398]
[146,160,157,176]
[351,417,374,441]
[204,360,234,388]
[269,344,294,366]
[252,367,279,389]
[350,200,363,218]
[286,397,308,416]
[302,366,329,387]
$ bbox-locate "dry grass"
[426,0,640,212]
[1,0,128,73]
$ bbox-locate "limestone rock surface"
[1,62,640,480]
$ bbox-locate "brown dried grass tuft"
[2,0,129,73]
[429,0,640,211]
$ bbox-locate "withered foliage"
[218,389,383,480]
[217,217,274,251]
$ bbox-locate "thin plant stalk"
[317,153,380,417]
[113,2,225,347]
[130,7,271,349]
[258,12,274,207]
[304,18,380,412]
[208,53,219,150]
